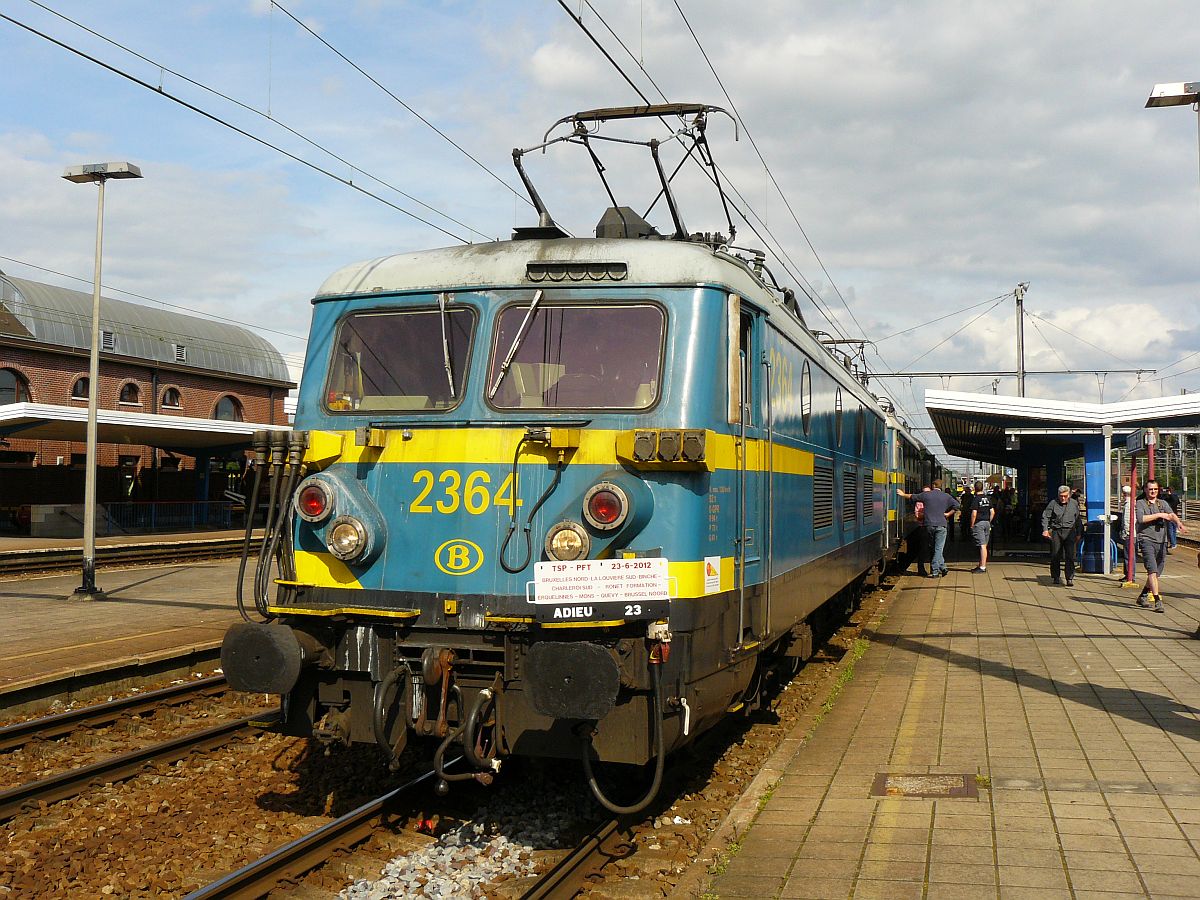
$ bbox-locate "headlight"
[296,480,334,522]
[327,516,367,561]
[545,521,591,561]
[583,482,629,531]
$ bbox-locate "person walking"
[970,480,995,573]
[899,479,960,578]
[1041,485,1082,586]
[1134,479,1186,612]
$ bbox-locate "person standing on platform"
[1041,485,1082,586]
[970,481,995,573]
[1162,483,1180,549]
[899,479,960,578]
[959,484,974,542]
[1134,480,1186,613]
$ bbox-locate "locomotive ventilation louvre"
[813,463,834,531]
[842,464,858,527]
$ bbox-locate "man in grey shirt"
[1041,485,1082,586]
[1134,479,1186,613]
[899,479,960,578]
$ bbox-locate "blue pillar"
[1082,435,1106,528]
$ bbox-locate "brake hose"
[499,433,564,573]
[581,661,666,815]
[235,458,267,623]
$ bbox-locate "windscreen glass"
[325,306,475,412]
[488,304,664,409]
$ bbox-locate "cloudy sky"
[3,0,1199,465]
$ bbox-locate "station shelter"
[0,270,294,533]
[923,389,1200,571]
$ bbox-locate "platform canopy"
[0,402,288,454]
[925,390,1200,465]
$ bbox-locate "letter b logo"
[435,539,483,575]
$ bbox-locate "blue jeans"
[927,525,948,574]
[1168,521,1177,547]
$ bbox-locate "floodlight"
[1145,82,1200,108]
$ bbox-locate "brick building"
[0,270,293,509]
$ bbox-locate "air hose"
[500,431,564,573]
[581,659,666,815]
[372,664,412,768]
[235,433,269,623]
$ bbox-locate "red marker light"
[298,484,329,520]
[587,489,622,526]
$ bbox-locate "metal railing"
[103,501,235,533]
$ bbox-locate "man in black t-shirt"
[970,481,995,573]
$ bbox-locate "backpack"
[915,500,925,523]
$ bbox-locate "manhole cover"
[870,773,978,798]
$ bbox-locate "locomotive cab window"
[325,305,476,413]
[488,303,663,410]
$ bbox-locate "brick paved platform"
[705,550,1200,899]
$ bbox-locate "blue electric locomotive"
[222,104,940,811]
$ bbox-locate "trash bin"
[1081,520,1105,573]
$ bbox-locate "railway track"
[0,536,261,577]
[0,674,227,753]
[519,817,631,899]
[184,765,448,900]
[0,703,277,822]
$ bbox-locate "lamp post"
[1146,82,1200,207]
[62,162,143,601]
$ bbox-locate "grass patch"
[811,637,870,728]
[708,840,742,877]
[975,773,992,790]
[756,780,779,812]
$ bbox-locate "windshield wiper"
[488,289,545,400]
[438,292,456,399]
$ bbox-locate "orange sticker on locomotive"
[434,539,484,575]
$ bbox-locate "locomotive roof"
[314,238,771,301]
[316,237,891,419]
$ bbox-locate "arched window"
[118,382,141,404]
[214,395,244,422]
[0,368,30,404]
[70,377,89,400]
[161,387,182,409]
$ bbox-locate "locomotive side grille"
[813,463,834,531]
[862,469,875,520]
[843,464,858,527]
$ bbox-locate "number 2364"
[410,470,523,515]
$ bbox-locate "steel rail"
[520,817,630,900]
[0,710,278,822]
[0,674,227,753]
[184,763,453,900]
[0,537,262,577]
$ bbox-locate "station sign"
[1125,428,1158,452]
[531,558,670,623]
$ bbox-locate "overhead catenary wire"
[551,0,855,344]
[0,11,474,245]
[1023,307,1137,368]
[893,296,1008,375]
[671,0,870,343]
[22,0,498,242]
[267,1,530,210]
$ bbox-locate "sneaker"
[971,566,985,573]
[1136,593,1149,608]
[939,570,949,577]
[1154,596,1165,613]
[1066,580,1074,587]
[1052,578,1062,585]
[927,573,940,579]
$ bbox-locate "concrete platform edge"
[0,640,223,718]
